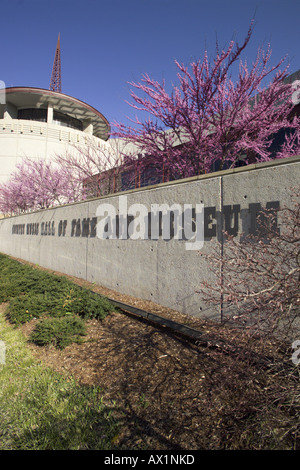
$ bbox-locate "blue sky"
[1,0,300,129]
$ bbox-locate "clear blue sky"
[1,0,300,130]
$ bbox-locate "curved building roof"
[4,87,110,140]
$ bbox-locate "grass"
[0,310,119,450]
[0,254,120,449]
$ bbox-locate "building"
[1,32,299,196]
[0,86,111,184]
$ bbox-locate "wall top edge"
[2,154,300,220]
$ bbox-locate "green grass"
[0,311,119,450]
[0,254,122,449]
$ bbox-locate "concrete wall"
[0,155,299,320]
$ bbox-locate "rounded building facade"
[0,87,111,183]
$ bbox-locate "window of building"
[17,108,47,122]
[53,111,83,131]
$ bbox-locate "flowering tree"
[198,186,300,342]
[0,138,130,215]
[0,176,33,215]
[55,137,135,197]
[276,126,300,160]
[0,157,83,215]
[114,21,299,181]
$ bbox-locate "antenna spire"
[49,33,62,93]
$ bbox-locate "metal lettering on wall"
[11,201,280,241]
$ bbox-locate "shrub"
[29,316,87,349]
[6,293,62,325]
[66,288,115,320]
[6,289,115,326]
[0,255,115,325]
[0,256,72,302]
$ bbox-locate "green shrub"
[0,254,78,300]
[0,254,115,324]
[0,268,73,302]
[7,293,59,325]
[66,288,115,320]
[29,316,87,349]
[0,257,34,302]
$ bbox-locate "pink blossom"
[113,21,300,180]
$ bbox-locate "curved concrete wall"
[0,118,107,182]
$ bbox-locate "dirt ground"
[10,260,275,450]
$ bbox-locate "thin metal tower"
[49,33,62,93]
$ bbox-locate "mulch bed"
[9,258,272,450]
